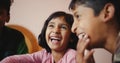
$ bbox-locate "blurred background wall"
[7,0,112,63]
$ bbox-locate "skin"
[45,16,71,62]
[71,3,117,63]
[71,5,106,50]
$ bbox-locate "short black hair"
[0,0,13,15]
[69,0,120,24]
[38,11,78,52]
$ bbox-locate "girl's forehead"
[50,16,65,23]
[49,17,70,25]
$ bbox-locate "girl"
[1,11,78,63]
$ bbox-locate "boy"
[0,0,28,60]
[69,0,120,63]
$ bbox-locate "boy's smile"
[71,5,107,49]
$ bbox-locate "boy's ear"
[100,3,115,22]
[0,10,10,23]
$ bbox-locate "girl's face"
[46,16,71,52]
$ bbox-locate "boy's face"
[71,5,106,49]
[0,9,9,29]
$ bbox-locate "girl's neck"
[51,49,67,63]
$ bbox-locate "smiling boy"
[68,0,120,63]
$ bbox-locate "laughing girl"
[1,11,78,63]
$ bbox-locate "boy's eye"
[75,15,80,18]
[74,13,81,19]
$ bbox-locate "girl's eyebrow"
[60,23,70,28]
[48,22,55,24]
[49,21,70,28]
[61,23,68,26]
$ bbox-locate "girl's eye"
[61,25,67,30]
[48,24,54,28]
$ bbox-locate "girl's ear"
[100,3,115,22]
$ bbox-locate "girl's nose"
[53,27,60,34]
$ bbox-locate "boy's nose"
[71,22,77,33]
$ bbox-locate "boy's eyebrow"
[74,11,78,15]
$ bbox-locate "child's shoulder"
[60,49,76,63]
[66,49,76,54]
[34,49,49,54]
[64,49,76,58]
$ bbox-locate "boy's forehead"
[71,5,88,13]
[72,3,87,10]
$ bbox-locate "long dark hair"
[38,11,78,52]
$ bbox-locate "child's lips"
[51,37,61,41]
[50,36,61,42]
[50,37,62,44]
